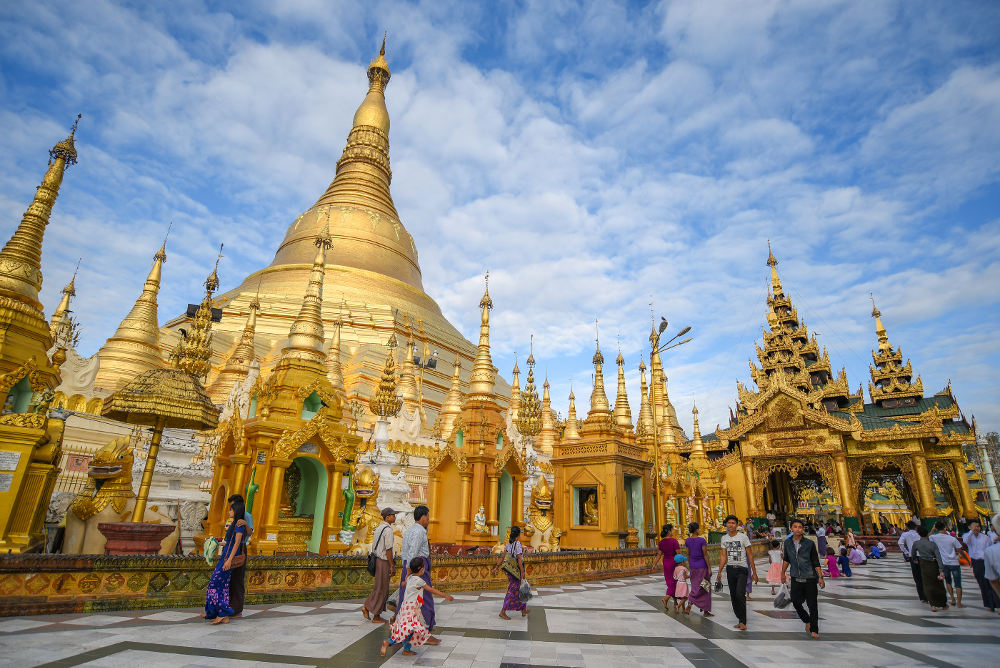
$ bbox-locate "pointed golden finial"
[368,31,391,86]
[370,332,402,418]
[766,240,783,294]
[516,339,542,439]
[690,402,706,458]
[173,252,221,379]
[205,243,223,293]
[155,223,172,262]
[869,293,891,353]
[281,227,331,363]
[468,272,495,398]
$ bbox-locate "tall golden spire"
[589,323,611,415]
[689,403,707,461]
[437,356,464,437]
[281,226,332,363]
[327,303,345,391]
[95,235,168,391]
[48,259,79,340]
[564,387,581,441]
[868,296,923,406]
[0,115,79,312]
[173,247,222,380]
[649,326,666,430]
[537,376,556,454]
[467,274,495,399]
[209,286,260,402]
[509,355,521,416]
[397,327,419,409]
[637,358,654,441]
[613,346,633,430]
[767,239,783,296]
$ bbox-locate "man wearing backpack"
[362,507,396,624]
[781,517,825,639]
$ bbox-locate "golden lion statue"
[526,476,560,552]
[63,436,178,555]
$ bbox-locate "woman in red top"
[658,524,680,610]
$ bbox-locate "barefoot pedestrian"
[717,515,758,631]
[930,520,964,608]
[913,525,948,612]
[684,522,714,618]
[492,525,529,619]
[203,496,247,625]
[781,518,825,639]
[963,519,1000,612]
[380,559,453,658]
[658,524,680,610]
[362,507,397,624]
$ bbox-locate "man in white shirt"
[717,515,758,631]
[930,520,964,607]
[362,507,396,623]
[963,519,1000,612]
[897,521,926,602]
[397,505,440,643]
[985,513,1000,616]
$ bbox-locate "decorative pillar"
[978,441,1000,510]
[742,459,759,516]
[952,459,977,520]
[264,459,290,528]
[512,476,524,528]
[230,454,251,498]
[326,465,344,537]
[486,475,499,526]
[912,455,937,519]
[458,473,472,523]
[833,453,858,519]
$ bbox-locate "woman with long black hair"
[491,525,528,620]
[203,496,247,624]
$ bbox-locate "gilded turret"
[636,358,654,442]
[467,276,495,400]
[509,357,521,416]
[94,238,167,391]
[437,357,463,437]
[172,250,222,380]
[281,226,332,364]
[208,289,259,402]
[537,377,556,455]
[689,404,707,462]
[613,348,633,431]
[48,263,78,341]
[0,115,78,313]
[397,327,419,410]
[588,333,611,417]
[326,302,345,391]
[649,328,665,430]
[564,388,581,441]
[868,297,923,407]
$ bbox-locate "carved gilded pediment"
[272,408,360,461]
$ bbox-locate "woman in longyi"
[202,497,247,624]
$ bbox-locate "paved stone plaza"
[1,557,997,667]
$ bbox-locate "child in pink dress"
[766,540,785,595]
[673,554,691,613]
[381,560,453,658]
[825,546,841,578]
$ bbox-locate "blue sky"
[1,0,998,433]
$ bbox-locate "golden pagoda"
[0,118,79,552]
[161,38,503,430]
[710,245,978,530]
[426,280,527,546]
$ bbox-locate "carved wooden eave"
[492,443,527,476]
[427,442,468,474]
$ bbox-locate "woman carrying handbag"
[491,525,529,620]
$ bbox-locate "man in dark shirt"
[782,517,826,639]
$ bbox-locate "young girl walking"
[766,540,784,595]
[381,560,454,657]
[672,554,691,613]
[825,546,841,578]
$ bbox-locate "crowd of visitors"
[197,495,1000,657]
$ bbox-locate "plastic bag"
[518,579,533,603]
[773,583,791,609]
[713,579,723,593]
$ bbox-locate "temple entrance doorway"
[497,470,513,541]
[763,467,832,526]
[287,455,328,553]
[624,475,645,547]
[856,466,918,534]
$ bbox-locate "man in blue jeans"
[781,518,826,639]
[930,520,964,608]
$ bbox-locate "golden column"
[952,459,977,520]
[486,474,499,526]
[912,455,937,518]
[742,458,759,516]
[833,453,858,520]
[458,473,472,524]
[230,454,252,500]
[512,476,524,529]
[264,459,290,529]
[325,463,344,540]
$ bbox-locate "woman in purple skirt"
[685,522,714,617]
[492,525,529,620]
